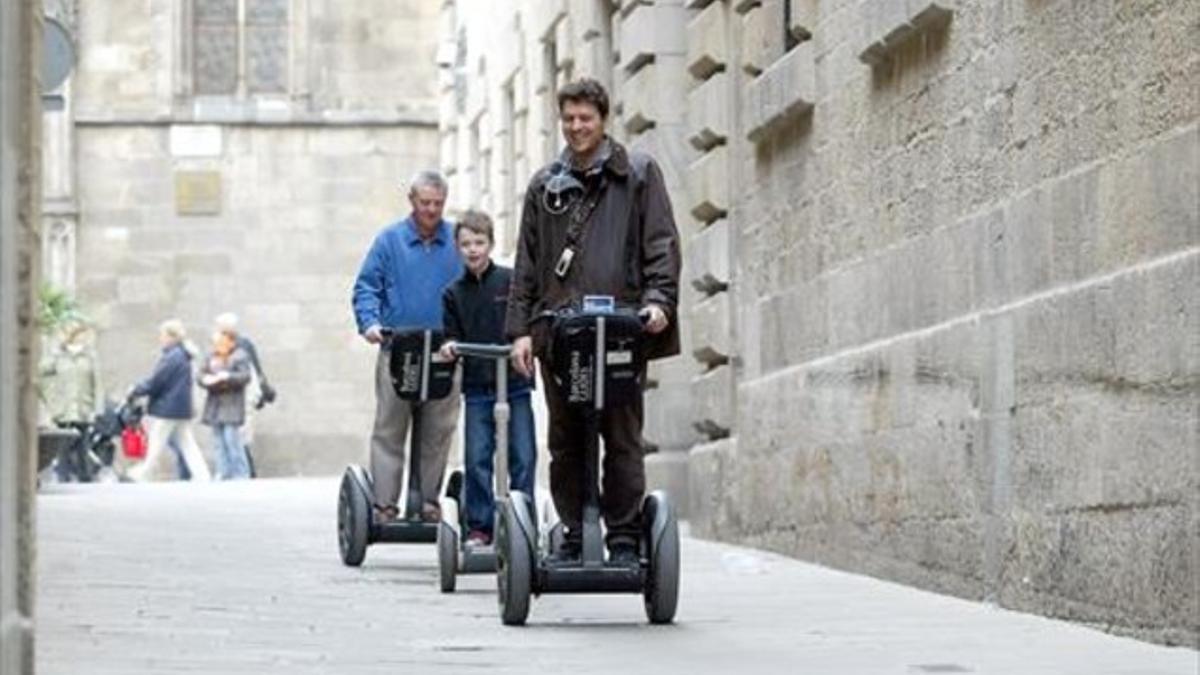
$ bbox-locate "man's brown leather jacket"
[505,139,682,362]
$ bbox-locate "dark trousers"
[540,364,645,545]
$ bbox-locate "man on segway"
[352,170,463,525]
[507,78,682,566]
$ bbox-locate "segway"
[437,342,514,592]
[495,297,680,625]
[338,328,455,567]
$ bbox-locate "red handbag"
[121,425,147,459]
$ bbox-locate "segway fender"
[508,489,539,562]
[440,497,462,538]
[643,490,674,550]
[347,464,374,501]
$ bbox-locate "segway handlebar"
[452,343,512,360]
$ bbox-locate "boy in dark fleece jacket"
[440,211,537,547]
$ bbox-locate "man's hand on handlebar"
[511,336,534,378]
[363,324,385,345]
[438,340,459,362]
[640,304,669,335]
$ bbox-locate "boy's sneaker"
[465,530,492,548]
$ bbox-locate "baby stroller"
[41,398,144,483]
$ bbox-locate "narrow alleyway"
[37,479,1196,674]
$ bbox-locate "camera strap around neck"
[554,172,607,280]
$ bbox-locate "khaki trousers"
[369,349,460,511]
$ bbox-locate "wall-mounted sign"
[43,17,75,93]
[174,170,221,215]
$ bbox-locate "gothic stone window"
[194,0,289,95]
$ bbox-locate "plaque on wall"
[174,170,221,215]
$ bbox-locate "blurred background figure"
[199,328,253,480]
[39,318,102,428]
[215,312,274,477]
[166,312,275,480]
[38,317,106,482]
[126,319,211,482]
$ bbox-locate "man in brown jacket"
[507,78,682,565]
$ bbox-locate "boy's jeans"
[463,391,537,535]
[212,423,251,480]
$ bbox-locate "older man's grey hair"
[407,170,448,197]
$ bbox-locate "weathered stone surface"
[743,41,816,143]
[686,217,732,295]
[644,357,703,454]
[619,2,688,73]
[739,0,784,77]
[645,447,691,514]
[1,3,40,673]
[686,1,727,81]
[554,13,575,70]
[687,437,738,536]
[690,292,733,368]
[691,363,734,439]
[788,0,817,41]
[858,0,953,66]
[686,145,730,224]
[623,60,685,134]
[687,71,730,151]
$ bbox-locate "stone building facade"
[438,0,1198,645]
[59,0,444,474]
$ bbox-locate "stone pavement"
[37,478,1197,674]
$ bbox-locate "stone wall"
[68,0,442,474]
[684,0,1198,647]
[1,3,42,673]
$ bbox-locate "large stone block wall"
[68,0,443,475]
[688,0,1198,646]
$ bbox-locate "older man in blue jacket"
[352,170,463,523]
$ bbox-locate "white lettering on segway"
[568,351,592,404]
[606,350,632,365]
[401,353,421,395]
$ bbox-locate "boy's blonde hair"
[454,210,494,244]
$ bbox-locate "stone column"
[1,1,43,673]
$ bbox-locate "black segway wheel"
[496,500,532,625]
[437,521,458,593]
[643,493,680,624]
[337,467,370,567]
